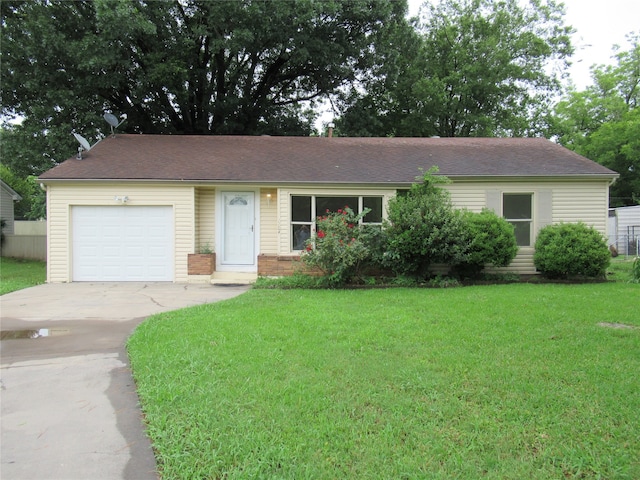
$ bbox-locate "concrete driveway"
[0,282,250,480]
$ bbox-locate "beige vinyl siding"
[446,184,538,274]
[277,188,292,254]
[446,183,487,212]
[194,188,200,247]
[260,188,278,254]
[47,186,67,282]
[443,179,610,274]
[552,181,610,234]
[196,187,216,251]
[46,183,195,283]
[483,249,536,275]
[445,179,610,235]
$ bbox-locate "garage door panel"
[76,224,99,239]
[104,225,121,237]
[124,266,144,279]
[103,266,122,279]
[125,246,144,257]
[72,206,173,281]
[103,244,120,256]
[148,246,166,257]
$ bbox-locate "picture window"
[291,195,383,250]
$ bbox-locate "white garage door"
[72,206,173,281]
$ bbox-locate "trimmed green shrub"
[534,222,610,279]
[453,209,519,279]
[384,168,467,279]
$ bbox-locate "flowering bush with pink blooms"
[301,206,377,286]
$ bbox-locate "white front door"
[222,192,255,265]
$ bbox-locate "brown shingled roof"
[39,135,617,184]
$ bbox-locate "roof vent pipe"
[327,122,335,138]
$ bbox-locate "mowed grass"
[128,281,640,479]
[0,257,46,295]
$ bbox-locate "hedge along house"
[38,135,618,283]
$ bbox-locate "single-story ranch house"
[38,135,618,283]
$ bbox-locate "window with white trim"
[503,193,533,246]
[291,195,383,250]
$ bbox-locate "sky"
[407,0,640,90]
[556,0,639,89]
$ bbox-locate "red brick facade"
[258,254,320,276]
[188,253,215,275]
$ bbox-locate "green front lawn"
[0,257,46,295]
[128,283,640,479]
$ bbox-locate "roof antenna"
[103,112,127,137]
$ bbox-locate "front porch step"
[211,271,258,285]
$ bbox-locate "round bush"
[534,222,610,279]
[453,209,519,279]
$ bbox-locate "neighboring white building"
[608,205,640,256]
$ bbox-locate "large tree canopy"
[553,35,639,206]
[337,0,573,137]
[1,0,408,174]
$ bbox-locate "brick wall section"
[258,254,321,276]
[187,253,215,275]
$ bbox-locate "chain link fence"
[608,233,640,258]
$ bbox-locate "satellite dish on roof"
[103,111,127,136]
[72,132,103,159]
[73,132,91,152]
[104,112,119,127]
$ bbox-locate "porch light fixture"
[266,193,272,206]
